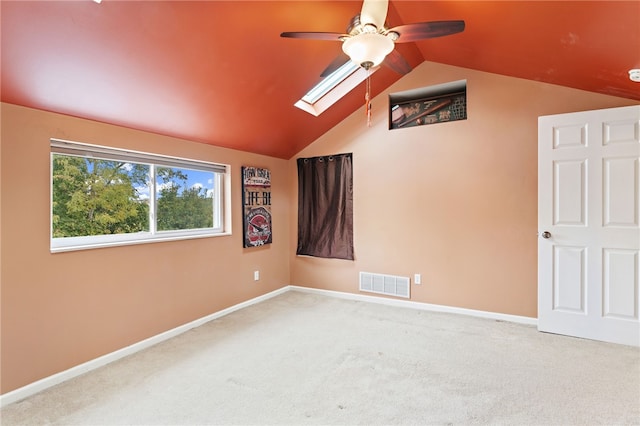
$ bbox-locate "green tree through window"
[52,155,149,237]
[156,167,214,231]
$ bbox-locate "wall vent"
[359,272,410,299]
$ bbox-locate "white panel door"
[538,105,640,346]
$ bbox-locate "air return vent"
[359,272,410,299]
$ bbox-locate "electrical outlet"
[414,274,421,285]
[254,271,260,281]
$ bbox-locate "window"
[50,139,230,252]
[389,80,467,129]
[301,61,360,104]
[294,61,377,117]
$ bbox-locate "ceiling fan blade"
[280,32,345,41]
[360,0,388,28]
[390,20,465,43]
[383,50,412,75]
[320,53,351,77]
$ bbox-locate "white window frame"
[50,139,232,253]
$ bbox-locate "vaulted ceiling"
[2,1,639,159]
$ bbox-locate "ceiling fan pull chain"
[365,70,372,127]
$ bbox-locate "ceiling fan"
[281,0,465,76]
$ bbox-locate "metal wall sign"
[241,166,272,247]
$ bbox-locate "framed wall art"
[241,166,272,247]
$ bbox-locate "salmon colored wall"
[0,103,290,393]
[289,61,637,318]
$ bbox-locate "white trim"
[50,230,232,254]
[288,286,538,326]
[0,285,536,407]
[0,286,289,408]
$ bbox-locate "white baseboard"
[0,286,290,408]
[288,285,538,326]
[1,284,536,407]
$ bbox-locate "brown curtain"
[296,153,354,260]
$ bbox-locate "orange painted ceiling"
[2,1,639,159]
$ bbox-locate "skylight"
[301,61,359,104]
[295,61,377,117]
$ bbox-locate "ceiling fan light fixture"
[342,33,394,69]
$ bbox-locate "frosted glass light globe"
[342,32,394,69]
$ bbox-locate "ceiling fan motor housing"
[346,14,366,35]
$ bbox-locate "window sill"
[50,231,232,253]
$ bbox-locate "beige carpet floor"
[1,290,639,425]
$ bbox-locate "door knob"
[541,231,551,239]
